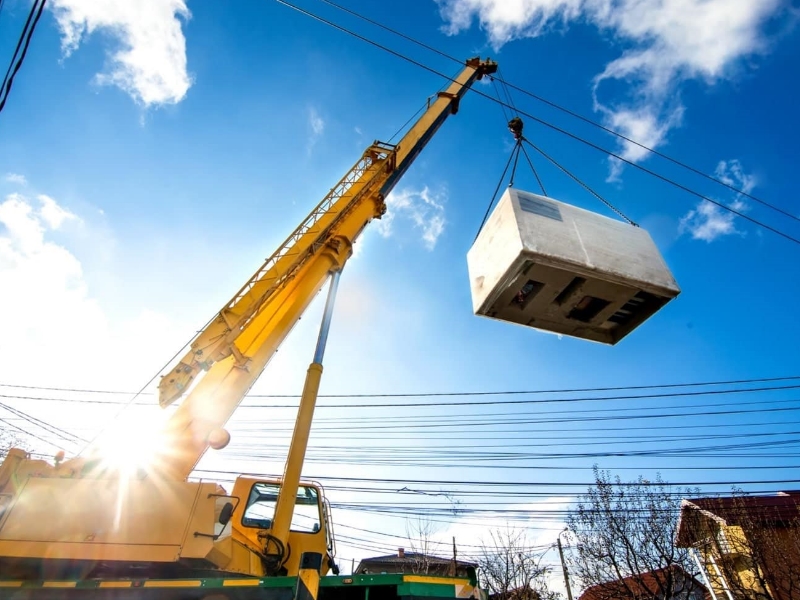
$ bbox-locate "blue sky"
[1,0,800,588]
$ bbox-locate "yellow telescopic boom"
[153,57,498,482]
[0,57,497,583]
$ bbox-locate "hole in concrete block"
[568,296,611,323]
[607,291,660,326]
[554,277,586,306]
[511,279,544,309]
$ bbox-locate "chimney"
[398,548,405,558]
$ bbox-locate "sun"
[92,408,169,475]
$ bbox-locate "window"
[242,482,322,534]
[511,279,544,309]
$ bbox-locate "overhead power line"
[2,383,800,409]
[196,469,800,490]
[0,417,67,452]
[0,401,84,445]
[0,0,46,116]
[274,0,800,246]
[309,0,800,224]
[1,374,798,403]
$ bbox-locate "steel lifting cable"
[491,76,512,122]
[509,141,522,188]
[474,76,533,239]
[474,116,638,240]
[477,74,549,219]
[474,141,521,240]
[507,114,548,197]
[496,67,635,226]
[519,142,548,197]
[497,67,521,117]
[523,137,638,226]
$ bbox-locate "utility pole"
[557,531,574,600]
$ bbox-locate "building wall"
[690,519,800,600]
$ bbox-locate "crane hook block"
[508,117,524,140]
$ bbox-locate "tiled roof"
[687,493,800,525]
[676,491,800,546]
[577,566,708,600]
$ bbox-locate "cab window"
[242,482,321,533]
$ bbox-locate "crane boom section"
[157,147,395,408]
[154,57,497,482]
[0,57,498,585]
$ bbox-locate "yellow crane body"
[0,56,497,594]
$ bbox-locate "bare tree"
[406,516,443,574]
[478,526,561,600]
[0,421,28,460]
[740,495,800,600]
[679,490,800,600]
[566,467,703,600]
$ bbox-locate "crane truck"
[0,57,498,599]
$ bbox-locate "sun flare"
[93,408,170,474]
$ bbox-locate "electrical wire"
[258,382,800,408]
[388,101,428,143]
[222,428,800,452]
[226,394,800,423]
[309,0,800,224]
[507,103,800,246]
[0,402,84,445]
[274,0,800,246]
[3,374,796,400]
[76,312,222,456]
[195,469,800,490]
[229,405,800,432]
[4,381,800,412]
[0,417,67,452]
[0,0,46,115]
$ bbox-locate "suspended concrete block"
[467,188,680,344]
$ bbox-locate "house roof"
[676,491,800,547]
[578,566,708,600]
[355,550,478,575]
[489,587,540,600]
[358,552,477,567]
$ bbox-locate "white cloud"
[307,107,325,154]
[678,159,754,242]
[376,186,447,250]
[601,105,683,181]
[38,194,79,229]
[49,0,192,107]
[0,192,105,360]
[4,173,27,186]
[0,190,186,387]
[713,159,756,196]
[437,0,784,176]
[0,188,197,457]
[309,108,324,136]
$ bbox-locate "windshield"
[242,482,321,533]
